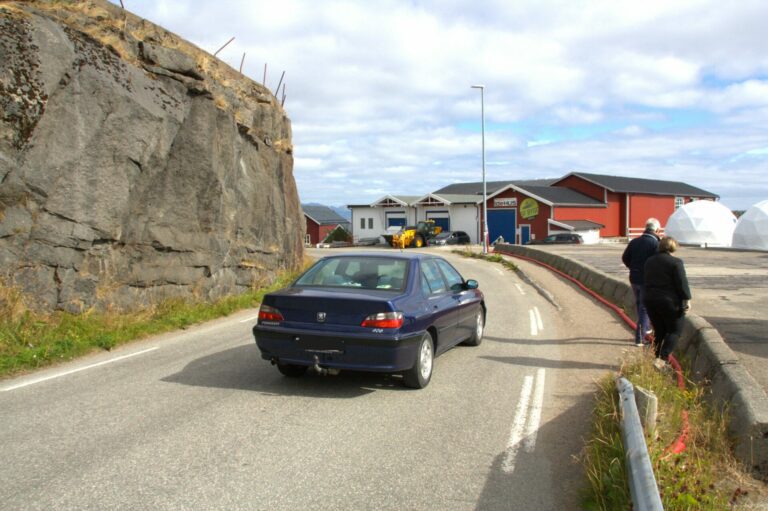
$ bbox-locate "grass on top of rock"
[581,350,763,510]
[453,248,518,272]
[0,267,303,379]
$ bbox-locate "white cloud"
[113,0,768,209]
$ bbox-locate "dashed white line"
[239,315,260,323]
[514,283,526,295]
[523,368,546,452]
[1,347,159,392]
[529,309,538,336]
[503,375,533,473]
[495,267,505,275]
[503,368,547,473]
[532,306,543,331]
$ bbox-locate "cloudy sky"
[112,0,768,210]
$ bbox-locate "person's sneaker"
[635,340,644,346]
[653,358,671,372]
[644,330,655,343]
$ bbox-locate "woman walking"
[643,237,692,365]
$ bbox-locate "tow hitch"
[313,355,340,376]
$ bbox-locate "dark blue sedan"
[253,252,486,388]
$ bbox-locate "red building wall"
[629,194,676,231]
[553,175,605,201]
[306,219,320,244]
[318,224,336,242]
[305,220,341,244]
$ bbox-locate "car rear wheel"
[463,308,484,346]
[277,362,308,377]
[403,332,434,389]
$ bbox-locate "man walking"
[622,218,661,346]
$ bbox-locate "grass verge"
[0,268,303,379]
[453,248,518,272]
[581,349,762,510]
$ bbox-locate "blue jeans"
[632,283,651,343]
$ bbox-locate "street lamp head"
[471,84,485,89]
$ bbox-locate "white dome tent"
[732,200,768,251]
[664,200,737,247]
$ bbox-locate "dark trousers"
[644,295,685,360]
[632,283,651,343]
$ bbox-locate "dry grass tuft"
[581,349,767,510]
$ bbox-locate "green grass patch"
[453,248,518,272]
[0,268,302,378]
[581,350,757,510]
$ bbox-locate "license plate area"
[295,334,344,352]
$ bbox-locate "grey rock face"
[0,2,304,313]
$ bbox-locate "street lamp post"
[471,84,489,254]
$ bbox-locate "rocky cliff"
[0,0,304,313]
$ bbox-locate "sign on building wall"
[494,198,517,207]
[520,198,539,219]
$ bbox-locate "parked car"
[253,252,486,388]
[431,230,471,246]
[526,233,584,245]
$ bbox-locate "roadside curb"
[494,243,768,474]
[513,265,562,311]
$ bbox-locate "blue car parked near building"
[253,252,486,388]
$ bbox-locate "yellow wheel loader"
[391,220,443,248]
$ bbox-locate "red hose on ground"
[495,249,689,454]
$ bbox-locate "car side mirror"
[465,279,479,289]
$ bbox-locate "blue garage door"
[429,217,450,232]
[387,217,406,228]
[488,209,516,244]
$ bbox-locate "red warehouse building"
[432,172,718,244]
[302,205,351,245]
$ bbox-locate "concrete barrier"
[494,243,768,474]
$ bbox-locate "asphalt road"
[0,247,631,510]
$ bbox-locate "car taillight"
[258,304,284,322]
[361,311,403,329]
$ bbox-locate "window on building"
[360,218,365,229]
[304,234,311,245]
[674,197,684,209]
[368,218,373,229]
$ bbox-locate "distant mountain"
[303,203,351,221]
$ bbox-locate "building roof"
[414,193,482,205]
[433,179,556,196]
[517,185,605,206]
[302,205,350,226]
[560,172,719,198]
[367,195,421,207]
[548,219,605,231]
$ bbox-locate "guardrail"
[493,243,768,474]
[617,377,664,511]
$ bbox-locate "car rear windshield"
[295,257,409,291]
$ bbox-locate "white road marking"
[514,283,526,295]
[529,309,538,336]
[523,368,546,452]
[533,306,543,331]
[495,267,505,275]
[503,375,533,473]
[1,347,159,392]
[503,369,547,473]
[239,315,260,323]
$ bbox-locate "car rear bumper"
[253,325,424,372]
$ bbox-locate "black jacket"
[643,252,692,305]
[622,231,659,284]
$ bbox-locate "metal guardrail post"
[617,377,664,511]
